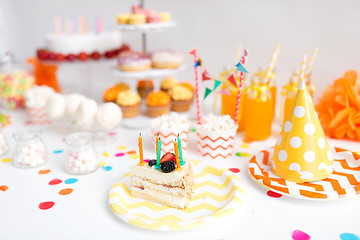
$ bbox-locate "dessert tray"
[248,147,360,201]
[117,22,177,32]
[108,161,245,231]
[112,64,186,79]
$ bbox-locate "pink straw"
[234,51,247,125]
[190,49,201,125]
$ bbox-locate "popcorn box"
[197,127,237,160]
[151,127,189,154]
[27,107,51,125]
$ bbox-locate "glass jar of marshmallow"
[13,130,47,168]
[64,132,99,174]
[0,128,9,156]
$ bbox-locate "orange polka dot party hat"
[271,80,334,183]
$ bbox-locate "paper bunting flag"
[202,68,212,81]
[194,60,200,68]
[213,80,222,91]
[227,74,238,88]
[188,49,196,56]
[218,88,231,96]
[203,88,212,100]
[235,62,248,73]
[271,80,333,183]
[244,49,248,57]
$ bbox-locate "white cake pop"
[95,102,122,129]
[75,98,98,127]
[46,93,66,120]
[66,93,87,117]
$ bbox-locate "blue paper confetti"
[64,178,78,184]
[53,150,64,154]
[340,233,360,240]
[102,166,113,171]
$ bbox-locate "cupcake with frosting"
[116,90,141,118]
[168,83,194,112]
[160,77,178,92]
[103,82,130,102]
[146,90,171,117]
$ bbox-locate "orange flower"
[316,70,360,141]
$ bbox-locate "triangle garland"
[202,68,212,81]
[227,74,238,88]
[235,62,248,73]
[203,87,212,100]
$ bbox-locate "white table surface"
[0,109,359,240]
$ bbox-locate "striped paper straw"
[265,45,281,83]
[299,54,307,82]
[306,48,318,74]
[190,49,201,125]
[234,50,247,125]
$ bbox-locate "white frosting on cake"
[24,86,55,108]
[150,112,190,131]
[74,98,98,127]
[198,113,237,132]
[46,93,66,120]
[130,161,189,185]
[66,93,86,117]
[95,102,122,129]
[45,31,121,54]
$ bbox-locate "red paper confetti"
[59,188,73,195]
[115,153,125,157]
[267,190,282,198]
[126,150,136,155]
[49,178,62,185]
[39,169,51,175]
[108,132,116,136]
[292,230,310,240]
[39,201,55,210]
[229,168,240,173]
[0,185,8,192]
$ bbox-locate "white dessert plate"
[108,161,245,231]
[248,147,360,201]
[117,22,177,32]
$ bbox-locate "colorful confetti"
[99,162,106,168]
[59,188,73,195]
[267,190,283,198]
[0,185,8,192]
[39,169,51,174]
[340,233,360,240]
[49,178,62,185]
[102,166,113,171]
[229,168,240,173]
[191,128,196,132]
[103,151,109,157]
[108,132,116,136]
[292,230,310,240]
[64,178,78,184]
[115,153,125,157]
[126,150,136,155]
[235,152,251,157]
[39,201,55,210]
[1,158,12,163]
[144,159,150,163]
[240,143,250,148]
[53,150,64,154]
[130,154,139,159]
[118,145,127,150]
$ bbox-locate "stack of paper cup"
[27,107,50,125]
[196,114,237,160]
[24,86,54,125]
[150,112,191,154]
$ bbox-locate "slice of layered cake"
[130,152,194,209]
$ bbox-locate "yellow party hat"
[271,80,333,183]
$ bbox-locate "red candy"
[78,52,88,61]
[39,201,55,210]
[66,54,76,62]
[90,51,101,60]
[56,53,65,62]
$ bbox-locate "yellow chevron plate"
[249,147,360,200]
[108,163,245,231]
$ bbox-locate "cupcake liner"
[27,107,51,125]
[197,127,237,160]
[146,104,170,118]
[151,127,189,154]
[119,103,140,118]
[171,98,193,112]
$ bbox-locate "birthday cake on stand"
[130,134,193,209]
[36,16,129,61]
